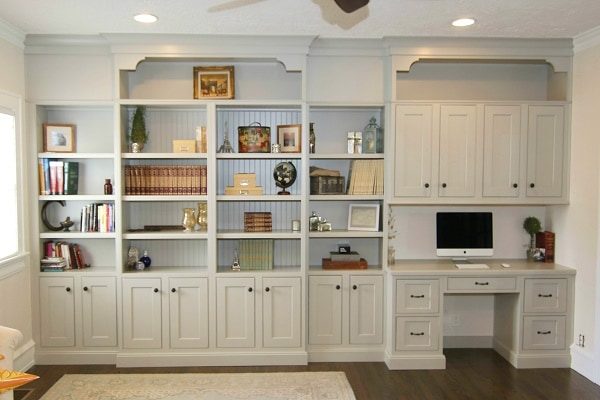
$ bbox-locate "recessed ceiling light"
[134,14,158,24]
[452,18,475,27]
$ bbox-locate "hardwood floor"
[19,349,600,400]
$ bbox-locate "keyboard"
[455,263,490,269]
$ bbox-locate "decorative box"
[172,139,197,153]
[310,176,345,195]
[244,212,272,232]
[238,123,271,153]
[322,257,368,270]
[225,173,264,195]
[536,231,555,263]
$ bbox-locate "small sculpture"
[231,249,240,271]
[217,120,234,153]
[60,217,74,232]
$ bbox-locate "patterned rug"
[39,372,356,400]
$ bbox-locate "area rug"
[39,372,356,400]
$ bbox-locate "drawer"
[523,316,566,350]
[395,316,439,351]
[395,279,440,314]
[447,277,516,291]
[524,279,567,313]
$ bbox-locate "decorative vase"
[309,122,316,153]
[182,208,196,232]
[387,245,396,265]
[104,178,113,195]
[140,250,152,269]
[131,142,144,153]
[196,202,208,231]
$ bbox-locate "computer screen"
[436,212,493,257]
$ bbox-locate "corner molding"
[0,17,25,49]
[573,25,600,53]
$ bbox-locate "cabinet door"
[483,105,521,197]
[439,105,477,197]
[527,106,564,197]
[262,277,301,348]
[217,277,255,348]
[169,277,209,349]
[349,275,383,345]
[394,104,433,197]
[40,277,75,347]
[81,277,117,347]
[122,278,162,349]
[395,279,440,314]
[395,316,440,351]
[308,275,343,345]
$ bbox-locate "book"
[49,160,61,195]
[43,158,51,195]
[63,161,79,195]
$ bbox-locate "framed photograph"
[277,124,302,153]
[193,66,235,99]
[43,123,76,153]
[348,204,380,231]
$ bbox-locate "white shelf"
[119,99,302,108]
[217,195,303,202]
[122,153,208,159]
[214,100,302,108]
[217,265,302,274]
[39,266,116,275]
[123,232,208,240]
[309,153,384,159]
[310,195,384,201]
[309,230,384,238]
[39,195,115,201]
[40,232,116,239]
[38,152,114,159]
[122,195,208,202]
[217,230,302,239]
[123,266,209,274]
[216,153,302,159]
[308,265,384,274]
[119,99,210,107]
[36,100,114,107]
[308,102,385,108]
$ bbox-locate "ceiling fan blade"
[334,0,369,13]
[208,0,268,13]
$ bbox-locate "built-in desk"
[385,260,575,370]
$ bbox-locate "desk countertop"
[388,259,575,276]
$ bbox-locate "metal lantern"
[363,117,383,154]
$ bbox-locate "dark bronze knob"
[442,183,447,188]
[513,183,518,188]
[66,287,71,292]
[83,286,88,292]
[171,288,176,293]
[265,287,270,292]
[248,287,253,292]
[153,288,159,293]
[336,285,341,290]
[424,183,430,188]
[352,285,358,290]
[530,183,535,188]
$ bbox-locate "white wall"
[546,40,600,383]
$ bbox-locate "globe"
[273,161,297,195]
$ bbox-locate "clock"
[273,161,297,195]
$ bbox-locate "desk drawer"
[523,316,566,350]
[524,279,567,313]
[395,279,439,314]
[395,316,439,351]
[447,277,516,291]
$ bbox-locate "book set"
[38,159,79,195]
[124,165,207,195]
[80,203,115,233]
[346,159,384,195]
[41,241,89,271]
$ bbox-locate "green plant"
[523,216,542,249]
[129,106,148,144]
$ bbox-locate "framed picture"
[193,66,235,99]
[348,204,380,231]
[43,123,76,153]
[277,124,302,153]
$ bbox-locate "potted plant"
[129,106,148,153]
[523,216,541,260]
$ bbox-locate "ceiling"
[1,0,600,39]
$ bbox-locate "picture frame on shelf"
[277,124,302,153]
[193,66,235,99]
[348,204,380,231]
[43,123,76,152]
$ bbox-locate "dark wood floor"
[17,349,600,400]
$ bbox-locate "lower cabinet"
[122,277,162,349]
[216,276,302,349]
[40,276,117,348]
[308,274,383,346]
[395,316,440,351]
[169,277,209,349]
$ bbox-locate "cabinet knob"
[83,286,88,292]
[265,287,270,292]
[248,287,253,293]
[154,288,159,293]
[424,183,430,188]
[530,183,535,188]
[513,183,518,188]
[352,285,358,290]
[442,183,447,188]
[335,285,341,290]
[66,287,71,292]
[171,288,176,293]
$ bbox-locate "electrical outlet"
[578,334,585,347]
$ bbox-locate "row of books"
[347,160,384,195]
[42,241,88,271]
[238,239,274,270]
[124,165,207,195]
[38,160,79,195]
[80,203,115,232]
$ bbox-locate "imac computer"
[436,212,493,267]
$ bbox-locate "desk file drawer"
[524,278,567,313]
[447,277,516,291]
[395,279,439,314]
[523,316,566,350]
[395,316,439,351]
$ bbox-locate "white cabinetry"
[262,277,302,348]
[216,277,256,348]
[169,277,209,349]
[122,278,162,349]
[40,277,75,347]
[81,277,117,347]
[308,275,343,345]
[349,275,384,345]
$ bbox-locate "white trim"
[115,352,309,367]
[570,345,598,384]
[573,25,600,53]
[0,17,25,49]
[0,254,27,279]
[13,339,35,371]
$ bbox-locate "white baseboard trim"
[570,345,599,384]
[308,348,384,362]
[384,351,446,370]
[444,335,493,348]
[13,339,35,371]
[36,350,117,365]
[116,351,308,368]
[493,338,570,368]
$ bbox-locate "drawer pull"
[538,294,553,298]
[410,332,425,336]
[474,282,489,286]
[410,294,425,298]
[537,330,552,335]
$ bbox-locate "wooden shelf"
[39,195,116,201]
[217,195,302,201]
[38,153,114,159]
[40,232,116,239]
[309,230,383,238]
[122,195,208,202]
[217,230,302,239]
[123,231,208,240]
[122,153,208,159]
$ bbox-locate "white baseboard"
[13,339,35,371]
[570,345,599,384]
[493,338,570,368]
[116,351,308,368]
[444,336,493,348]
[308,347,384,362]
[36,350,117,365]
[384,351,446,370]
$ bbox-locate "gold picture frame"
[43,123,76,153]
[277,124,302,153]
[193,66,235,99]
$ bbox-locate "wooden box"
[322,258,368,270]
[224,187,263,195]
[172,139,197,153]
[310,176,345,195]
[536,231,555,263]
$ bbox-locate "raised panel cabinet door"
[523,278,567,314]
[483,105,522,197]
[527,106,565,197]
[40,277,75,347]
[81,276,117,347]
[308,275,343,345]
[395,316,440,351]
[262,277,301,348]
[169,277,209,349]
[394,104,433,197]
[122,278,162,349]
[439,105,477,197]
[395,279,440,314]
[349,275,383,345]
[216,277,255,348]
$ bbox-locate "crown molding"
[0,17,25,49]
[574,25,600,53]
